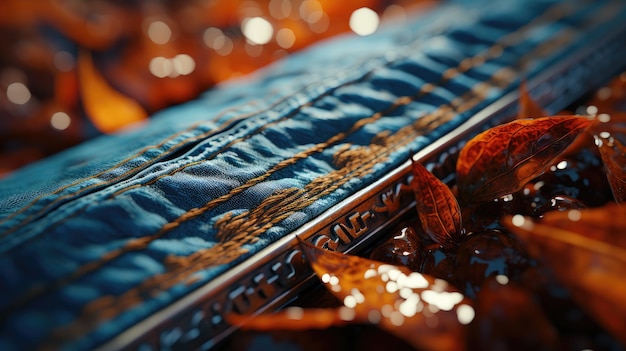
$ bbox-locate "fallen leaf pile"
[224,74,626,350]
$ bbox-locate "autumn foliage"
[225,77,626,350]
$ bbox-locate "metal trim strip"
[99,12,626,351]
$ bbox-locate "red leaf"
[504,204,626,346]
[456,116,593,205]
[595,129,626,203]
[411,159,462,249]
[469,280,559,349]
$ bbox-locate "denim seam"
[37,2,595,342]
[3,5,586,323]
[0,12,457,238]
[47,63,519,346]
[10,0,576,313]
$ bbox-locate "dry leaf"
[456,116,593,205]
[411,159,462,249]
[78,50,148,133]
[229,240,474,351]
[503,204,626,346]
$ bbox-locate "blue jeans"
[1,0,625,349]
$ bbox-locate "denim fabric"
[1,0,625,349]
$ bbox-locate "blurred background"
[0,0,434,176]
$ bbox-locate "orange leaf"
[228,241,474,351]
[517,80,548,119]
[300,240,472,351]
[411,159,463,249]
[227,306,355,331]
[503,204,626,346]
[78,50,148,133]
[456,116,593,205]
[596,132,626,203]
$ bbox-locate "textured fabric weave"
[1,0,625,349]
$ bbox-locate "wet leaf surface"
[411,159,462,249]
[228,75,626,351]
[230,240,473,351]
[503,204,626,345]
[468,279,559,350]
[369,225,422,270]
[456,116,593,205]
[595,130,626,203]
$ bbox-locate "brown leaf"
[456,116,593,205]
[469,280,559,350]
[595,131,626,204]
[228,241,474,351]
[411,159,462,249]
[517,80,548,119]
[503,204,626,346]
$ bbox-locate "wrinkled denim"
[1,0,625,349]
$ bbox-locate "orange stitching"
[23,0,570,310]
[6,0,576,240]
[0,122,203,225]
[46,58,530,344]
[32,1,593,343]
[2,54,419,241]
[0,56,383,236]
[50,10,594,333]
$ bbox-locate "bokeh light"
[6,82,31,105]
[242,17,274,45]
[149,57,173,78]
[349,7,380,36]
[269,0,292,20]
[276,28,296,49]
[54,51,75,72]
[50,112,72,131]
[147,20,173,45]
[0,0,432,174]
